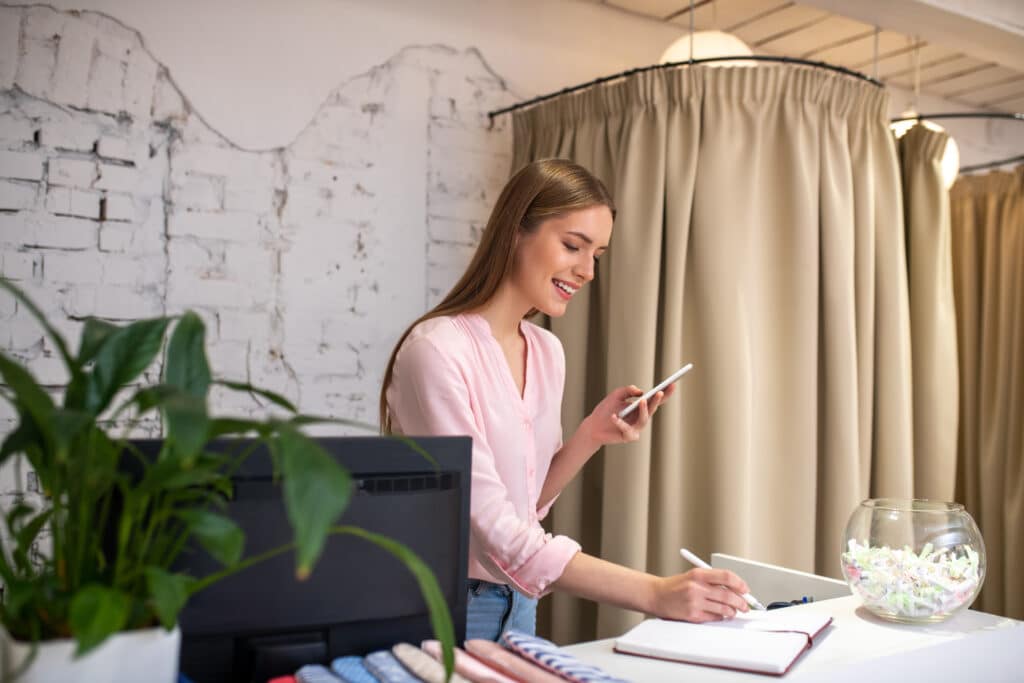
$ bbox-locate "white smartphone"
[617,362,694,419]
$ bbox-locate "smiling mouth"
[553,279,578,300]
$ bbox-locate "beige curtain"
[899,125,960,500]
[950,166,1024,620]
[513,65,913,643]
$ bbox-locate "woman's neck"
[474,284,530,344]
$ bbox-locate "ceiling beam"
[797,0,1024,73]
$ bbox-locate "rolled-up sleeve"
[389,334,579,598]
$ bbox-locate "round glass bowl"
[841,499,985,623]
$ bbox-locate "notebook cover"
[613,612,833,676]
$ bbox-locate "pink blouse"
[386,312,581,598]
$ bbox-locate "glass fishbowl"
[841,498,985,623]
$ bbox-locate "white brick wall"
[0,6,514,504]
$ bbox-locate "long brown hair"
[379,158,615,432]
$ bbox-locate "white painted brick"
[102,193,135,222]
[167,274,259,309]
[40,119,99,152]
[223,181,275,214]
[1,250,40,280]
[152,73,187,122]
[50,21,95,108]
[427,240,474,294]
[0,213,35,247]
[7,317,46,350]
[93,29,133,62]
[0,180,38,211]
[27,215,97,250]
[25,353,70,386]
[218,310,269,342]
[66,284,162,319]
[87,53,126,115]
[124,55,158,122]
[206,340,250,383]
[48,157,97,187]
[280,184,330,222]
[42,250,103,284]
[23,6,64,41]
[96,136,135,163]
[16,38,57,100]
[45,186,101,219]
[102,253,162,286]
[175,145,276,184]
[167,211,259,242]
[94,163,138,193]
[0,115,37,146]
[427,216,480,246]
[0,8,20,90]
[0,151,45,181]
[0,288,14,318]
[170,175,222,211]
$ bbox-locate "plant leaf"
[0,351,55,444]
[277,428,352,578]
[215,379,297,413]
[84,318,171,415]
[77,318,119,364]
[162,391,209,463]
[69,584,131,656]
[165,312,211,399]
[144,567,194,630]
[0,279,75,371]
[178,510,244,567]
[337,526,456,679]
[207,417,270,439]
[13,509,53,572]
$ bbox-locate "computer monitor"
[127,435,471,683]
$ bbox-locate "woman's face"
[509,204,613,317]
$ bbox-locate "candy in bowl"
[840,498,985,623]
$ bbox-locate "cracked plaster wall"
[0,5,514,513]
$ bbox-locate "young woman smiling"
[380,159,750,641]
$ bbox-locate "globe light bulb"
[660,30,754,65]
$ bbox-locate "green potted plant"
[0,280,455,681]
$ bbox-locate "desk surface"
[563,596,1024,682]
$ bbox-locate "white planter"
[1,624,180,683]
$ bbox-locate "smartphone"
[617,362,694,419]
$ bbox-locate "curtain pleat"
[951,167,1024,620]
[900,125,960,501]
[514,64,911,642]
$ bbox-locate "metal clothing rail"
[891,112,1024,173]
[486,55,883,122]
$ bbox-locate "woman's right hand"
[650,568,752,622]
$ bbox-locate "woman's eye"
[563,243,580,253]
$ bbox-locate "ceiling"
[589,0,1024,114]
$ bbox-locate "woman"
[380,159,750,641]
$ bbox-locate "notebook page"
[614,611,830,675]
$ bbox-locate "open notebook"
[614,610,833,676]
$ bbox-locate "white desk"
[563,596,1024,682]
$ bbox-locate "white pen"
[679,548,767,611]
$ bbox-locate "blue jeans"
[465,579,537,641]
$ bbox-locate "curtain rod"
[487,55,883,121]
[891,112,1024,174]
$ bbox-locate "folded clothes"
[464,639,564,683]
[364,649,421,683]
[421,640,518,683]
[501,631,629,683]
[331,656,378,683]
[392,642,470,683]
[295,664,343,683]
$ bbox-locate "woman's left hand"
[580,382,676,447]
